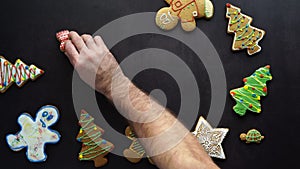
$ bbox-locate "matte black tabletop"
[0,0,299,169]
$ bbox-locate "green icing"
[77,112,113,161]
[246,129,263,143]
[127,127,146,156]
[230,65,272,116]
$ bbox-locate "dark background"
[0,0,299,169]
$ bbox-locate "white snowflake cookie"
[192,116,229,159]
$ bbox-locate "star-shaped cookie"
[192,116,228,159]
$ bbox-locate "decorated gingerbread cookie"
[123,126,154,164]
[192,116,229,159]
[0,56,44,93]
[56,30,70,52]
[230,65,272,116]
[76,110,114,168]
[240,129,264,144]
[226,3,266,55]
[6,105,60,162]
[156,0,214,31]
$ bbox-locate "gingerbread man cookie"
[0,56,44,93]
[6,105,60,162]
[156,0,214,31]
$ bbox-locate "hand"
[62,31,220,169]
[63,31,125,97]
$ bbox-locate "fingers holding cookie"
[64,40,79,66]
[93,35,110,57]
[94,36,106,48]
[69,31,87,52]
[81,34,97,50]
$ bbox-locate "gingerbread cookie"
[6,105,60,162]
[192,116,229,159]
[123,126,154,164]
[76,110,114,168]
[156,0,214,31]
[226,3,266,55]
[56,30,70,52]
[240,129,264,144]
[230,65,272,116]
[0,56,44,93]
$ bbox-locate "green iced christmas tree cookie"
[230,65,272,116]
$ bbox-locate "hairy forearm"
[125,83,219,169]
[63,31,219,169]
[95,53,219,169]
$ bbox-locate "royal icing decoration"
[0,56,44,93]
[6,105,60,162]
[226,3,266,55]
[230,65,272,116]
[192,116,229,159]
[56,30,70,52]
[76,110,114,168]
[156,0,214,32]
[123,126,154,164]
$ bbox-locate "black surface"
[0,0,299,169]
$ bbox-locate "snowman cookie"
[6,105,61,162]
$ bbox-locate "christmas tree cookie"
[123,126,154,164]
[226,3,265,55]
[230,65,272,116]
[156,0,214,31]
[76,110,114,167]
[0,56,44,93]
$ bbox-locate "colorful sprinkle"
[263,87,267,93]
[230,66,272,116]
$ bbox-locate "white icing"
[193,11,198,17]
[192,116,229,159]
[204,0,214,18]
[6,105,60,162]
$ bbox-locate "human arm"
[63,31,219,169]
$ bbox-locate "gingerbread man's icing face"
[156,0,214,31]
[36,106,59,128]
